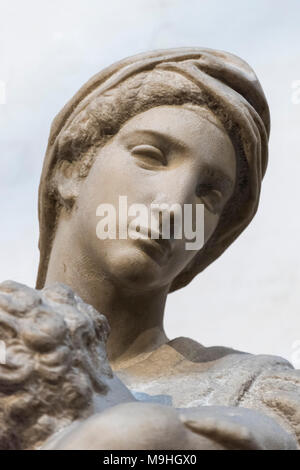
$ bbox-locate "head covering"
[36,47,270,292]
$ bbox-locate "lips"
[128,226,173,262]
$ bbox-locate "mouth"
[128,226,173,263]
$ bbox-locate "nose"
[150,168,199,238]
[151,167,199,209]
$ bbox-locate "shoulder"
[168,336,294,371]
[169,336,298,399]
[167,336,245,362]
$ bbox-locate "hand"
[179,406,298,450]
[42,402,297,450]
[42,402,225,450]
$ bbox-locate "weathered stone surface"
[1,48,299,450]
[0,281,134,450]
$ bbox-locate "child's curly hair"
[0,280,112,449]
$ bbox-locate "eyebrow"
[120,129,189,152]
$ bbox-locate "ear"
[53,160,82,210]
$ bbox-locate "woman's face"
[73,105,236,292]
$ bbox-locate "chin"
[103,243,166,291]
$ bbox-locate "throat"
[108,326,169,371]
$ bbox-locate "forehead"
[116,105,236,180]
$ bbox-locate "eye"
[131,144,167,167]
[196,182,223,214]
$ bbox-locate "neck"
[44,221,169,369]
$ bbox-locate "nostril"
[157,211,173,239]
[152,204,182,239]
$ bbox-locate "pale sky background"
[0,0,299,366]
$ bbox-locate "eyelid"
[202,193,223,215]
[131,144,167,166]
[196,183,224,214]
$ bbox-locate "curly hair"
[0,280,112,450]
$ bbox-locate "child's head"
[0,280,111,449]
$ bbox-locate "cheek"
[85,148,145,205]
[78,154,127,211]
[165,209,218,277]
[74,150,146,243]
[158,210,217,282]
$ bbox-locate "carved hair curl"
[0,281,111,450]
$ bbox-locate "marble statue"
[0,48,299,450]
